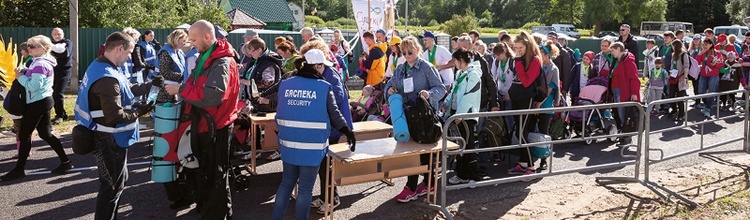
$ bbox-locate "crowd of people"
[4,21,750,220]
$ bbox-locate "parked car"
[714,25,750,42]
[532,26,556,35]
[597,31,618,38]
[552,24,581,39]
[642,34,664,41]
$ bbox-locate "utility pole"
[69,0,79,92]
[405,0,408,33]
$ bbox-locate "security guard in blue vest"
[75,31,163,220]
[272,49,356,220]
[138,30,159,80]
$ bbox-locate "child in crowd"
[350,85,376,121]
[643,39,659,77]
[647,58,668,116]
[718,52,747,110]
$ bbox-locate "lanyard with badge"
[499,58,509,83]
[403,63,414,93]
[662,45,671,57]
[428,45,437,66]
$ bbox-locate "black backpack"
[3,79,26,116]
[405,95,442,144]
[480,116,511,148]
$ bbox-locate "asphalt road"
[0,100,747,219]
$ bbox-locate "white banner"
[352,0,387,52]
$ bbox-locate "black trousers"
[405,154,433,191]
[52,66,71,118]
[187,125,233,219]
[15,97,68,171]
[668,84,687,117]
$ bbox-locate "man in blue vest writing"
[271,49,356,220]
[75,31,163,220]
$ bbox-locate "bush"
[521,21,544,30]
[395,18,405,26]
[442,14,479,37]
[427,19,439,26]
[324,21,341,28]
[333,17,356,26]
[478,18,493,28]
[305,15,325,27]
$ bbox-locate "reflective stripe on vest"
[276,119,327,129]
[279,139,328,150]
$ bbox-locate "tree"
[0,0,69,27]
[548,0,583,26]
[639,0,668,24]
[727,0,750,25]
[583,0,617,34]
[666,0,730,31]
[77,0,228,29]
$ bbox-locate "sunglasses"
[27,44,40,49]
[402,50,415,56]
[620,29,627,31]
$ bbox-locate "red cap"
[584,51,595,61]
[718,34,727,42]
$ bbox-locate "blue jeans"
[698,75,720,109]
[273,162,320,220]
[92,132,128,220]
[611,88,625,123]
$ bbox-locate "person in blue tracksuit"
[75,31,162,220]
[272,49,356,220]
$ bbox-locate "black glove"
[134,101,155,116]
[147,64,156,71]
[339,127,356,152]
[151,75,165,87]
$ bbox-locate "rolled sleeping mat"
[151,160,176,183]
[154,103,181,134]
[388,94,410,142]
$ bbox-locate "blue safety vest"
[184,48,199,83]
[125,58,143,84]
[157,44,186,77]
[75,60,140,148]
[276,76,332,166]
[139,41,158,76]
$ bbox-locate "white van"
[714,25,750,42]
[552,24,581,39]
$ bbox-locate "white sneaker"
[448,175,468,184]
[266,151,281,160]
[316,197,341,214]
[310,198,324,208]
[1,130,15,137]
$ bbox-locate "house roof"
[227,0,296,23]
[227,8,266,26]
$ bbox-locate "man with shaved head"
[165,20,239,219]
[50,28,73,124]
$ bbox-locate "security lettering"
[285,89,317,107]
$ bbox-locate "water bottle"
[251,79,259,98]
[147,85,160,102]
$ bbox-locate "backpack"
[534,69,548,102]
[3,79,26,116]
[405,95,442,144]
[480,116,511,148]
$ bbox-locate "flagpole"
[368,0,371,30]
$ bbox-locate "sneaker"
[266,151,281,160]
[695,103,706,109]
[448,175,468,184]
[538,160,548,170]
[315,196,340,214]
[507,164,531,175]
[415,183,435,196]
[240,152,262,161]
[393,187,418,203]
[701,108,711,118]
[310,198,324,208]
[519,169,537,182]
[602,110,613,120]
[51,161,73,174]
[0,169,25,181]
[232,149,251,156]
[1,130,15,136]
[51,116,65,125]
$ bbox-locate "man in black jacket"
[618,24,640,62]
[547,32,573,98]
[50,28,73,124]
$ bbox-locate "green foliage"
[522,22,544,30]
[0,0,69,27]
[582,0,616,33]
[727,0,750,25]
[428,19,439,27]
[639,0,668,24]
[442,13,478,36]
[548,0,583,26]
[479,9,495,27]
[332,17,356,26]
[305,15,325,27]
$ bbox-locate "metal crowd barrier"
[638,89,750,207]
[430,102,646,220]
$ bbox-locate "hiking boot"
[448,175,468,184]
[701,108,711,118]
[0,169,25,181]
[415,183,435,196]
[394,187,418,203]
[315,196,341,214]
[51,161,73,174]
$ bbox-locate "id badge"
[404,77,414,93]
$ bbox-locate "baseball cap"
[376,29,387,35]
[304,49,333,66]
[547,31,558,38]
[419,31,435,39]
[244,29,258,38]
[718,34,727,42]
[389,36,402,46]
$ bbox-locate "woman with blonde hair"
[2,35,72,181]
[155,29,188,103]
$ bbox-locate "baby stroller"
[565,77,619,145]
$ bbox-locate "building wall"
[288,3,305,30]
